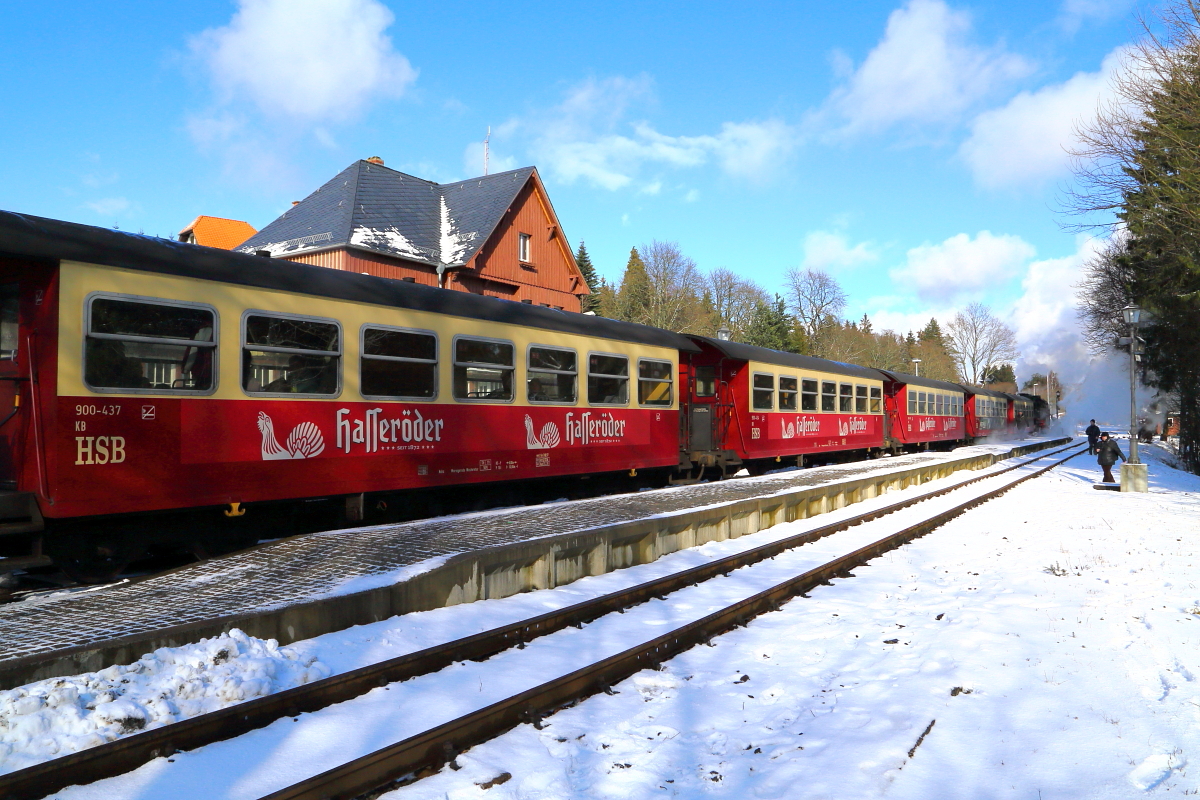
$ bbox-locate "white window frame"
[518,232,531,263]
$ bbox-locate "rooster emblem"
[524,415,561,449]
[258,411,326,460]
[782,421,796,439]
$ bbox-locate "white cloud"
[893,230,1036,301]
[1059,0,1131,32]
[84,197,132,216]
[1007,235,1149,424]
[192,0,416,120]
[526,76,797,190]
[822,0,1032,135]
[800,230,879,272]
[960,48,1126,189]
[684,189,700,202]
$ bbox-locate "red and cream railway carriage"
[878,371,966,450]
[965,386,1010,438]
[680,337,886,474]
[0,212,697,578]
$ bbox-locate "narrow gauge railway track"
[0,442,1084,800]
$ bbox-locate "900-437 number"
[75,404,121,416]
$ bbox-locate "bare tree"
[1064,2,1200,251]
[785,267,848,339]
[1077,235,1137,354]
[639,240,707,333]
[945,302,1019,384]
[707,268,768,340]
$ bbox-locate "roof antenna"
[483,126,490,176]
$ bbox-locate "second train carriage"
[679,337,886,475]
[877,371,966,450]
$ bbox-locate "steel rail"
[0,439,1077,800]
[259,443,1087,800]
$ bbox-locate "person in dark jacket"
[1096,432,1125,483]
[1085,419,1102,454]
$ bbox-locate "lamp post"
[716,326,731,341]
[1119,305,1148,492]
[912,358,921,377]
[1121,305,1141,465]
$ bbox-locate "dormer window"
[518,232,531,263]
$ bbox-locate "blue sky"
[0,0,1141,398]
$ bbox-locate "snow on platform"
[0,440,1052,675]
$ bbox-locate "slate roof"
[236,161,537,269]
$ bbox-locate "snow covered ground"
[16,437,1200,800]
[1,442,1068,781]
[384,440,1200,800]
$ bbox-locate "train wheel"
[53,537,138,584]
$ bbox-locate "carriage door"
[689,365,717,451]
[0,273,28,490]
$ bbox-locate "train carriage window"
[588,353,629,405]
[917,392,927,415]
[821,381,837,412]
[752,373,774,411]
[86,295,217,393]
[694,365,716,397]
[360,326,437,400]
[839,383,853,413]
[779,376,798,411]
[870,386,882,414]
[802,379,818,411]
[528,346,577,404]
[855,385,868,413]
[243,313,340,396]
[936,395,944,416]
[908,390,917,414]
[453,337,514,401]
[638,359,673,406]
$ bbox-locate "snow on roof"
[237,161,533,269]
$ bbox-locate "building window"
[243,313,340,395]
[821,381,837,412]
[453,337,514,401]
[588,353,629,405]
[839,383,853,413]
[638,358,673,406]
[802,379,818,411]
[86,294,217,393]
[855,385,868,413]
[528,346,577,403]
[779,376,798,411]
[752,373,774,411]
[518,232,531,263]
[360,326,437,400]
[870,386,882,414]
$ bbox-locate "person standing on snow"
[1085,419,1102,454]
[1095,431,1125,483]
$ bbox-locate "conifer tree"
[616,247,652,325]
[745,295,792,351]
[574,242,600,314]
